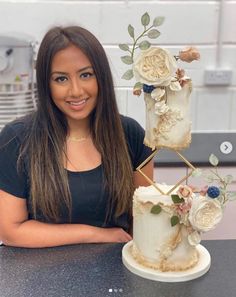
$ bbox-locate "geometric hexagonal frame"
[136,148,197,195]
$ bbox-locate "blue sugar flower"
[143,84,155,93]
[207,186,220,198]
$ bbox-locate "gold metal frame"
[136,148,197,195]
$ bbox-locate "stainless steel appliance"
[0,34,37,130]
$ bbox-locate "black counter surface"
[0,240,235,297]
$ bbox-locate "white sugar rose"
[133,47,177,86]
[170,80,181,91]
[151,88,165,101]
[188,195,223,232]
[155,101,169,115]
[188,230,201,246]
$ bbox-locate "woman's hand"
[99,227,132,243]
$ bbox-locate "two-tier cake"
[120,12,235,282]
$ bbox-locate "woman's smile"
[66,98,88,110]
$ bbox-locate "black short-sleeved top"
[0,115,152,231]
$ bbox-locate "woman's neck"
[67,118,91,139]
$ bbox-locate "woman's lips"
[66,99,88,110]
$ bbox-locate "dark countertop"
[0,240,235,297]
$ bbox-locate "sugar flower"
[151,88,165,101]
[169,80,182,91]
[188,230,201,246]
[178,47,200,63]
[133,47,177,86]
[154,101,169,115]
[188,195,223,232]
[177,185,193,199]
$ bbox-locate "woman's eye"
[54,76,68,83]
[80,72,94,79]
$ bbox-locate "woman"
[0,26,153,248]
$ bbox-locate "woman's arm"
[133,159,154,188]
[0,190,132,248]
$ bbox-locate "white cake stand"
[122,241,211,282]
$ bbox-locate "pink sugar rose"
[200,186,208,196]
[177,185,193,199]
[176,68,185,79]
[176,200,192,215]
[175,68,189,87]
[179,47,200,63]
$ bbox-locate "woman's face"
[50,45,98,127]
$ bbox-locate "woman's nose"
[69,78,84,97]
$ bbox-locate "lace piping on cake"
[132,242,199,272]
[144,126,191,150]
[133,200,153,216]
[154,108,183,141]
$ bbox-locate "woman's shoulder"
[120,114,144,137]
[0,116,31,145]
[120,114,143,131]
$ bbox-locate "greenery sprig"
[192,154,236,204]
[150,153,236,228]
[119,12,165,81]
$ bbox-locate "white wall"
[0,0,236,132]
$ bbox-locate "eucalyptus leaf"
[202,170,215,181]
[227,192,236,201]
[121,69,134,80]
[209,154,219,166]
[203,174,214,183]
[171,194,185,204]
[119,44,129,51]
[219,187,226,194]
[151,204,162,215]
[121,55,133,65]
[134,82,143,89]
[128,24,134,38]
[223,175,234,184]
[147,29,160,39]
[141,12,150,26]
[171,215,180,227]
[153,16,165,27]
[191,168,203,177]
[139,40,151,50]
[217,195,224,204]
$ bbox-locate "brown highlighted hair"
[20,26,134,223]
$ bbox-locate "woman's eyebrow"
[51,66,94,76]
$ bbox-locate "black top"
[0,115,152,231]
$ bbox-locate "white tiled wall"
[0,0,235,131]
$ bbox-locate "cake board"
[122,241,211,283]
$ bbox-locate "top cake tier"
[132,47,194,151]
[119,13,200,150]
[143,78,192,150]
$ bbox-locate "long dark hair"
[20,26,134,223]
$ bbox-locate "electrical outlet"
[204,69,232,86]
